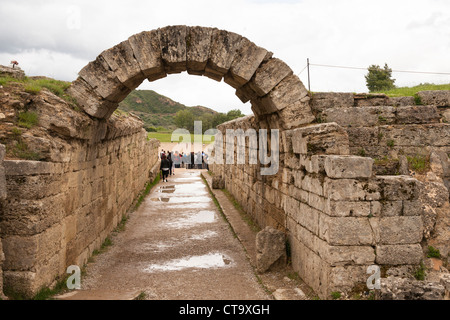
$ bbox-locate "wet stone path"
[68,170,270,300]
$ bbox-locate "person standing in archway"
[167,152,174,176]
[160,154,170,182]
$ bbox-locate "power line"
[309,62,450,75]
[296,64,308,76]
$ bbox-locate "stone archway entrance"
[68,25,315,129]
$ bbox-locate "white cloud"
[0,0,449,114]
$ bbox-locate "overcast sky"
[1,0,449,115]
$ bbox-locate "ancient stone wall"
[0,110,159,297]
[311,91,450,160]
[0,144,7,298]
[211,115,427,298]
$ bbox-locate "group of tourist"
[159,150,209,182]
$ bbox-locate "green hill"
[118,90,218,131]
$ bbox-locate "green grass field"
[148,132,215,143]
[374,83,450,97]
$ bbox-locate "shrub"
[427,246,441,259]
[331,291,342,300]
[407,155,429,173]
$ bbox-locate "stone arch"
[68,25,315,129]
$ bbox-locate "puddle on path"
[144,253,232,272]
[166,211,216,229]
[138,231,218,253]
[150,196,211,203]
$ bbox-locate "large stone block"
[324,155,374,179]
[417,90,450,107]
[159,25,188,74]
[257,74,309,114]
[67,78,118,119]
[323,178,366,201]
[396,105,440,124]
[376,244,423,265]
[128,30,166,81]
[292,123,349,156]
[204,29,243,81]
[186,26,214,75]
[319,215,374,245]
[256,226,286,273]
[322,106,395,127]
[224,37,269,89]
[247,58,292,97]
[372,216,423,245]
[78,55,131,102]
[310,92,354,112]
[4,160,64,176]
[325,200,371,217]
[376,176,421,201]
[100,40,146,90]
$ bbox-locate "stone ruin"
[0,25,449,299]
[210,90,450,299]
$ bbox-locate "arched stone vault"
[68,25,315,129]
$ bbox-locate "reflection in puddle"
[166,211,216,229]
[150,196,210,203]
[151,197,170,202]
[144,253,232,272]
[138,231,218,253]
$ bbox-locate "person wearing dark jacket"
[167,152,174,176]
[160,155,171,182]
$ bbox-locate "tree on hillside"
[365,63,396,92]
[175,109,195,132]
[226,109,244,120]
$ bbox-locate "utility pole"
[307,58,311,92]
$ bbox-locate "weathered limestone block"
[256,226,286,273]
[354,93,389,107]
[319,215,374,245]
[4,160,64,176]
[325,200,371,217]
[319,243,376,266]
[205,29,243,81]
[247,58,292,97]
[417,90,450,107]
[292,123,350,156]
[186,26,214,75]
[396,105,440,124]
[257,74,309,113]
[67,78,118,119]
[100,40,146,90]
[0,145,6,199]
[224,37,269,89]
[374,216,423,245]
[128,30,166,81]
[323,178,366,201]
[324,155,374,179]
[0,145,5,298]
[78,55,131,102]
[159,25,188,74]
[310,92,354,112]
[379,276,445,300]
[375,244,423,265]
[388,96,415,106]
[322,106,395,127]
[376,176,421,201]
